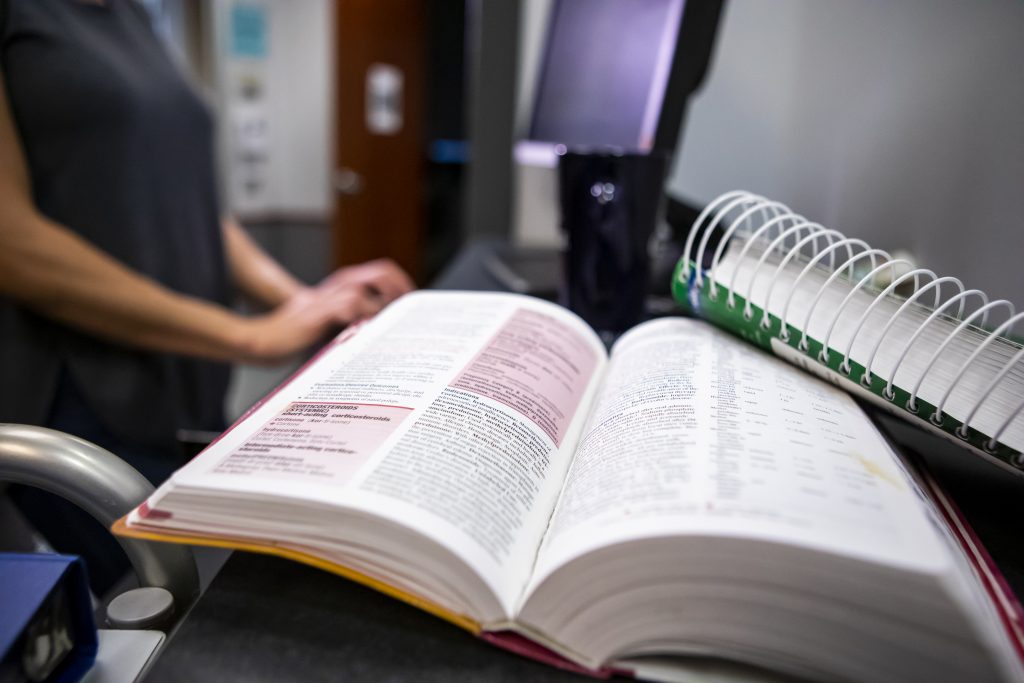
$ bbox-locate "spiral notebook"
[673,190,1024,477]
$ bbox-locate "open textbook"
[116,291,1024,682]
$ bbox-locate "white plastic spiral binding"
[961,345,1024,443]
[908,300,1015,417]
[682,191,1024,460]
[778,237,872,343]
[727,213,806,317]
[933,311,1024,433]
[763,228,844,340]
[681,191,750,282]
[884,288,988,410]
[707,201,795,303]
[747,222,833,328]
[841,268,937,380]
[864,275,965,391]
[686,192,768,289]
[709,202,794,301]
[820,259,917,367]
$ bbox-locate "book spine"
[480,631,628,679]
[671,257,1024,476]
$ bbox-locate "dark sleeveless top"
[0,0,230,450]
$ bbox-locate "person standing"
[0,0,413,590]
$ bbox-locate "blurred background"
[139,0,1024,414]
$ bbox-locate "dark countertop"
[145,552,590,683]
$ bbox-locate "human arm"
[0,73,380,364]
[221,216,415,312]
[221,215,305,309]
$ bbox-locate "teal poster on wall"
[231,4,268,59]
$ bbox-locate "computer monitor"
[516,0,722,167]
[529,0,684,152]
[512,0,722,245]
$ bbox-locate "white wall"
[265,1,333,216]
[669,0,1024,303]
[212,0,334,218]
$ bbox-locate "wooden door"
[333,0,426,281]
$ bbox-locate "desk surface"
[144,552,590,682]
[143,240,1024,681]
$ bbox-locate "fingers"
[247,271,398,364]
[367,258,415,298]
[320,287,384,328]
[247,290,381,364]
[318,258,415,304]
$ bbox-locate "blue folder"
[0,553,98,683]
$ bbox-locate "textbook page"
[160,291,606,614]
[528,317,953,588]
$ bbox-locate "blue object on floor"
[0,553,98,682]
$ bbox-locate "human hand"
[316,258,415,306]
[239,285,383,364]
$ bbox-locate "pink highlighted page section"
[213,402,413,485]
[450,309,599,446]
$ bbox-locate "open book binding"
[674,190,1024,477]
[116,290,1024,681]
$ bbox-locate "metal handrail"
[0,424,199,611]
